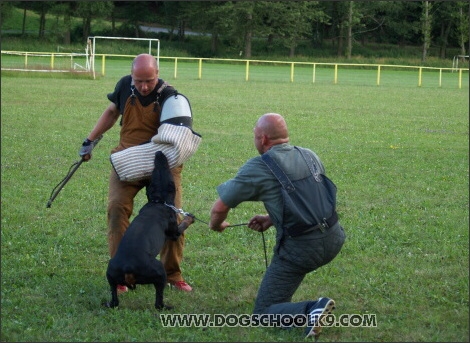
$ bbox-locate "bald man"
[209,113,346,338]
[80,54,193,293]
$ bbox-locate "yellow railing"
[162,56,468,88]
[2,50,469,89]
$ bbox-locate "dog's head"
[147,151,182,240]
[146,151,176,205]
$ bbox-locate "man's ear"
[261,134,269,146]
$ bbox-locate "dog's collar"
[150,200,165,205]
[164,202,187,216]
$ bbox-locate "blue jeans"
[253,223,346,315]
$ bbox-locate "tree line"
[2,1,469,61]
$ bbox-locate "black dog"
[105,151,194,310]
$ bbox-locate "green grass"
[1,61,469,342]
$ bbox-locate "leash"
[164,203,269,269]
[164,203,248,228]
[261,231,268,269]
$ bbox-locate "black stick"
[46,136,102,208]
[46,159,83,208]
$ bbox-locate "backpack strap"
[261,153,295,193]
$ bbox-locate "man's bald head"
[254,113,289,154]
[256,113,289,141]
[131,54,158,74]
[130,54,159,96]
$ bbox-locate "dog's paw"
[155,303,174,311]
[177,214,196,233]
[102,301,119,309]
[184,213,196,225]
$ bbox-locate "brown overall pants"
[107,96,185,283]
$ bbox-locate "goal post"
[87,36,160,79]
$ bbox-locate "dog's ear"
[147,151,176,203]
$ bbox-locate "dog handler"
[209,113,346,338]
[79,54,192,292]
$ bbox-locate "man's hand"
[210,221,230,233]
[209,198,231,232]
[248,215,272,232]
[79,138,94,161]
[79,135,103,161]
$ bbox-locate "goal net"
[87,36,160,79]
[1,36,159,78]
[1,50,89,73]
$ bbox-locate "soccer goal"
[452,55,469,72]
[87,36,160,79]
[1,50,89,73]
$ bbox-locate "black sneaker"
[305,297,336,338]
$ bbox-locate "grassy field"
[1,62,469,342]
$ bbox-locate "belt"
[311,211,338,232]
[285,211,338,237]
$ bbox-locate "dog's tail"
[124,273,137,290]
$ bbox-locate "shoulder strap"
[156,81,169,94]
[261,153,295,193]
[295,147,322,182]
[262,147,323,189]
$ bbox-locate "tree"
[327,1,349,57]
[160,1,187,41]
[432,1,455,59]
[0,2,14,32]
[75,1,113,42]
[22,5,26,36]
[379,1,421,46]
[455,1,469,56]
[346,1,353,59]
[421,1,432,62]
[3,0,467,60]
[347,2,389,49]
[232,1,257,59]
[12,1,34,36]
[343,1,381,59]
[49,2,76,45]
[180,2,235,55]
[266,1,327,58]
[26,1,56,39]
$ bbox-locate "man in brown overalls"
[79,54,192,293]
